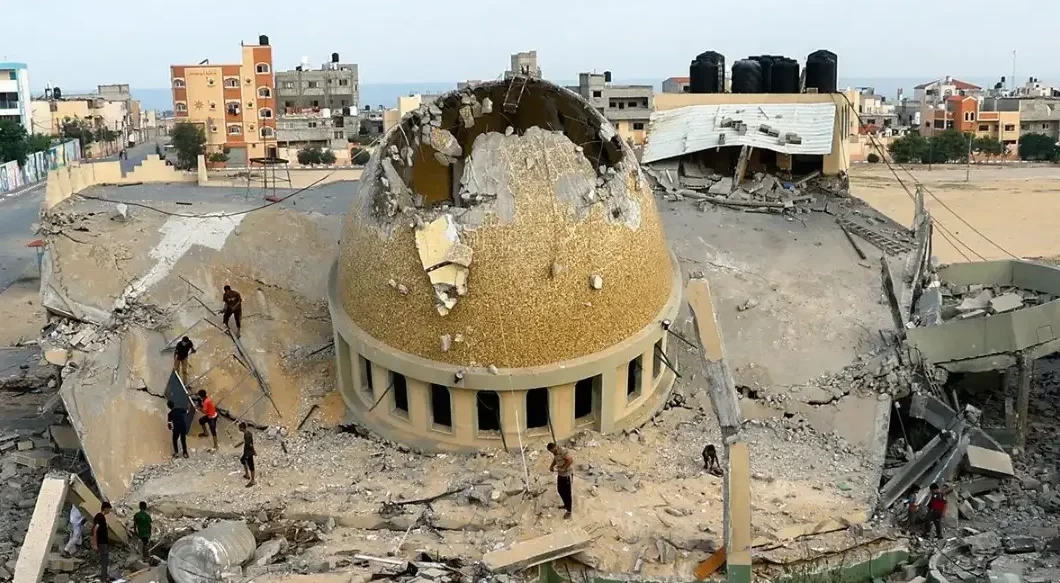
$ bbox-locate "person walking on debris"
[904,485,921,529]
[132,501,152,560]
[196,389,219,450]
[167,400,189,458]
[547,442,574,519]
[702,444,723,476]
[62,504,85,556]
[239,422,256,487]
[173,335,195,382]
[92,502,113,582]
[221,285,243,338]
[927,482,951,539]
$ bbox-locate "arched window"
[227,125,242,136]
[259,108,273,119]
[172,78,185,88]
[257,87,272,99]
[225,101,240,116]
[255,63,270,74]
[223,77,239,88]
[260,127,275,138]
[174,102,187,112]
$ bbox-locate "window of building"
[476,391,501,432]
[282,81,295,89]
[7,72,14,80]
[592,90,602,98]
[1004,124,1016,131]
[944,120,953,129]
[964,112,975,121]
[209,124,218,133]
[340,99,349,107]
[1021,124,1029,130]
[226,102,240,116]
[258,87,271,99]
[246,101,254,109]
[260,127,275,138]
[223,77,239,88]
[334,131,344,139]
[255,63,270,74]
[1044,123,1050,130]
[228,124,242,135]
[259,108,273,119]
[338,79,349,86]
[173,79,185,88]
[307,121,318,128]
[526,388,549,430]
[430,384,452,429]
[633,122,645,131]
[359,356,373,397]
[307,81,319,89]
[312,100,319,107]
[209,102,217,110]
[979,124,989,132]
[627,355,643,400]
[574,376,598,421]
[206,78,215,87]
[390,372,409,417]
[175,102,187,112]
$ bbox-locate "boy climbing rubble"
[221,285,243,338]
[173,335,195,382]
[239,422,257,487]
[196,389,219,450]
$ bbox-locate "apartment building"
[0,62,31,130]
[921,96,1020,151]
[662,77,690,94]
[171,35,276,165]
[574,72,653,145]
[504,51,541,80]
[913,76,983,105]
[275,54,360,151]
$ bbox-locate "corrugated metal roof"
[642,102,837,164]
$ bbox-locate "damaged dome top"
[336,77,677,369]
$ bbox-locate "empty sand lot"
[851,164,1060,263]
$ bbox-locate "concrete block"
[708,177,733,195]
[48,426,79,453]
[45,554,79,573]
[984,493,1007,509]
[482,528,591,573]
[13,476,69,583]
[959,501,976,519]
[966,445,1015,477]
[963,531,1001,554]
[990,293,1024,314]
[11,451,55,469]
[15,441,32,451]
[961,477,1002,495]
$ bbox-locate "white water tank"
[168,521,256,583]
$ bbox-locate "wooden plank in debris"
[13,476,68,583]
[693,547,726,581]
[482,528,591,573]
[965,445,1015,478]
[685,279,742,432]
[752,512,869,548]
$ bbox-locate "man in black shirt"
[167,400,188,458]
[92,502,112,581]
[239,422,256,487]
[221,285,243,338]
[173,336,195,383]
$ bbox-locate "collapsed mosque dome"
[330,78,681,450]
[334,78,677,370]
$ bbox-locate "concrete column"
[369,364,389,412]
[641,346,655,397]
[406,378,430,430]
[1016,353,1034,449]
[499,390,524,450]
[599,365,620,433]
[549,383,575,440]
[14,476,68,583]
[725,441,752,583]
[334,333,353,399]
[450,388,475,442]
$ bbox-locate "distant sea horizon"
[65,75,1038,113]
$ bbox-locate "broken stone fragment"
[445,243,474,268]
[440,334,452,353]
[488,364,498,375]
[550,262,564,278]
[396,284,409,295]
[428,103,443,117]
[459,106,475,128]
[738,298,759,311]
[589,274,603,290]
[429,128,463,158]
[454,333,465,343]
[387,279,397,288]
[481,97,493,114]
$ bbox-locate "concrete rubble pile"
[932,282,1051,323]
[0,434,59,581]
[643,160,851,216]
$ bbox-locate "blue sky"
[6,0,1059,90]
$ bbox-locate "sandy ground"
[851,164,1060,263]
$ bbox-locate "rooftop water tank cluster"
[687,50,838,94]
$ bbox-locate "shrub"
[866,152,880,164]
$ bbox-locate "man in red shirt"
[927,482,950,539]
[196,389,219,450]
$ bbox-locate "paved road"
[0,140,166,291]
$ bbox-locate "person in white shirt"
[63,505,84,555]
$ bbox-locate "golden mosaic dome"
[336,78,675,369]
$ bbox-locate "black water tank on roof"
[750,56,776,92]
[259,34,269,46]
[731,59,763,94]
[771,58,801,94]
[332,53,340,63]
[53,87,62,99]
[805,49,838,93]
[689,51,724,93]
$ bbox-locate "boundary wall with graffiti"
[0,140,82,195]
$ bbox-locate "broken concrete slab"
[48,425,79,452]
[708,177,733,196]
[966,445,1015,478]
[963,531,1001,554]
[12,450,55,469]
[957,289,993,312]
[961,477,1002,496]
[13,475,68,583]
[482,528,591,573]
[990,292,1024,314]
[67,473,130,545]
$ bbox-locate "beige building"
[330,78,680,451]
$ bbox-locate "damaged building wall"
[330,78,681,451]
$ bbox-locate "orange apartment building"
[920,95,1021,158]
[171,35,276,166]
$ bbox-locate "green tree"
[207,151,229,163]
[350,147,371,165]
[926,129,973,164]
[888,132,929,164]
[27,133,53,154]
[60,118,95,147]
[866,152,881,163]
[170,122,207,170]
[0,120,31,165]
[1018,133,1060,161]
[94,127,118,144]
[972,136,1004,161]
[319,149,336,164]
[297,146,323,165]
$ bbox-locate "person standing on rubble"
[196,389,219,450]
[173,336,195,382]
[221,285,243,338]
[167,400,189,458]
[92,502,113,582]
[547,442,574,519]
[132,501,152,561]
[62,504,85,556]
[239,422,256,487]
[927,482,951,539]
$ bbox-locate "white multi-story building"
[0,62,31,130]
